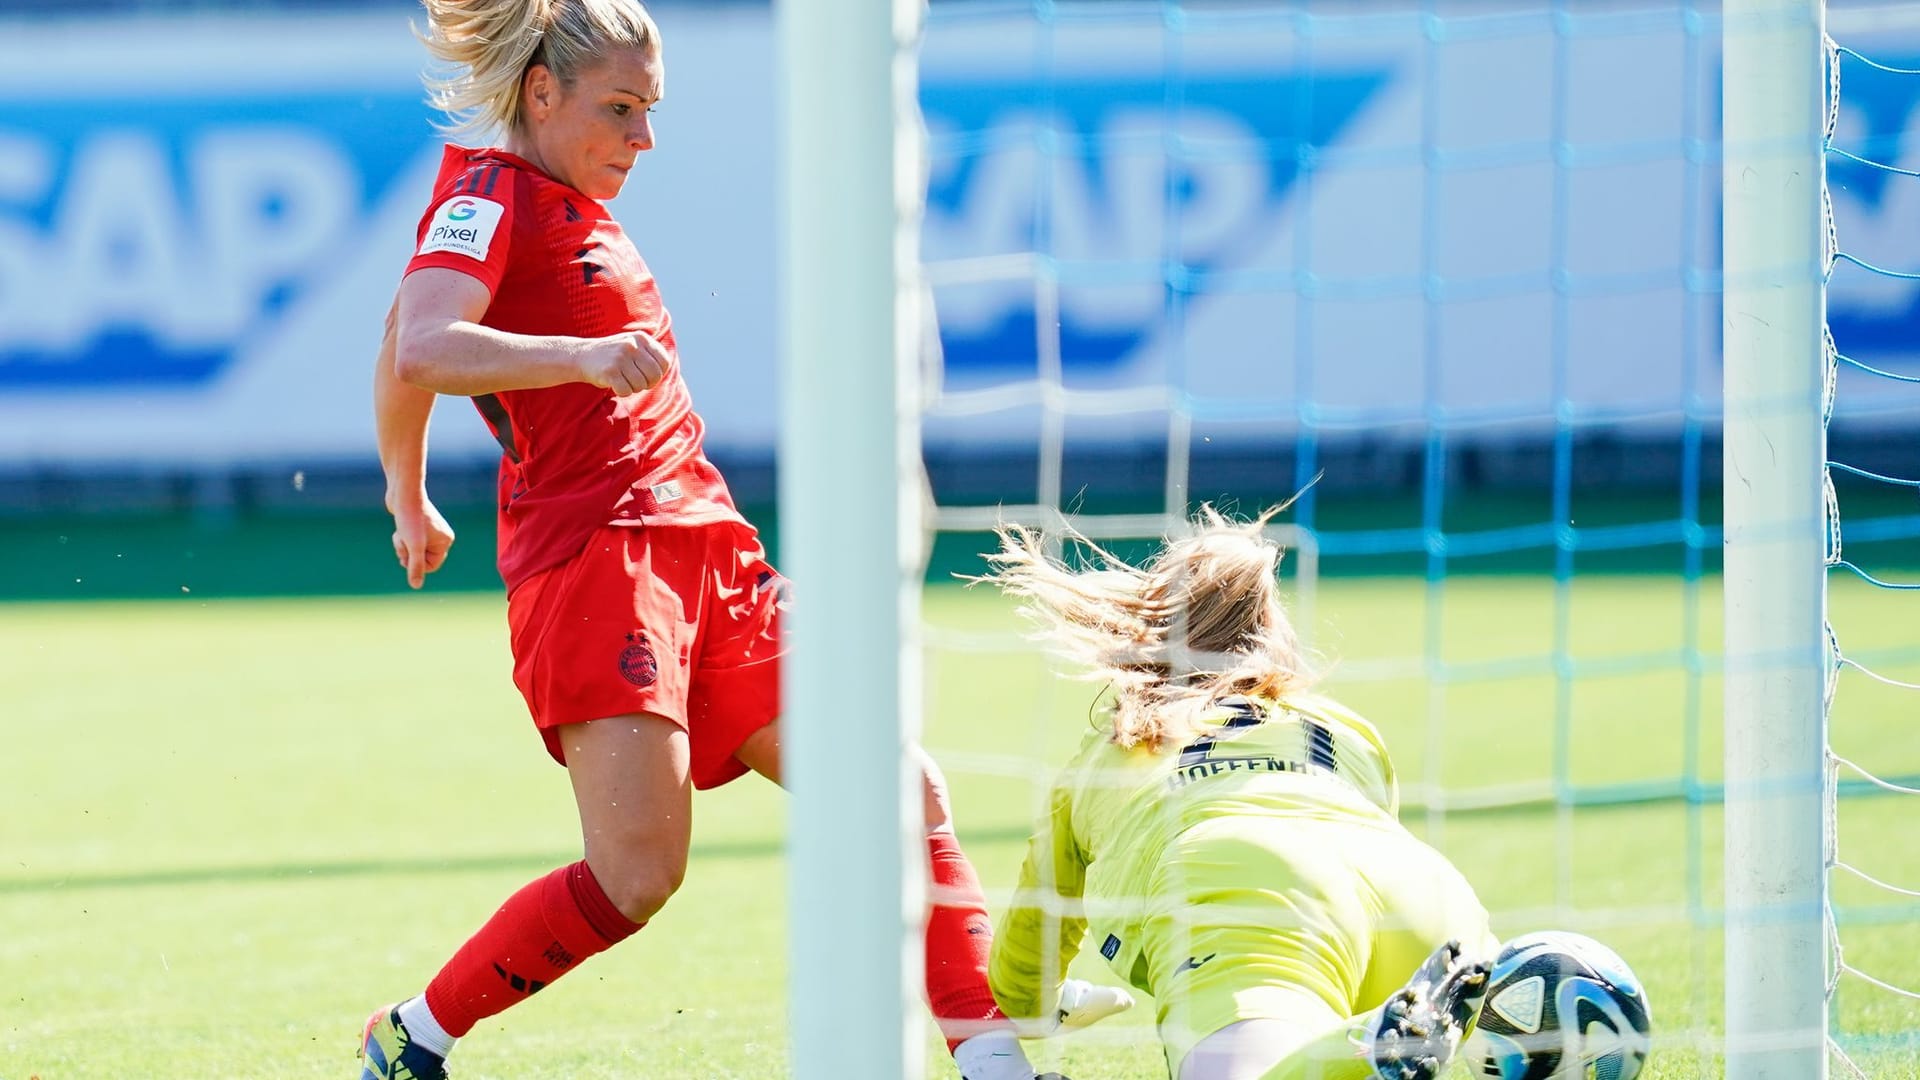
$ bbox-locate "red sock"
[423,860,642,1037]
[925,831,1011,1052]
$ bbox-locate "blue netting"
[915,1,1920,1070]
[920,0,1724,809]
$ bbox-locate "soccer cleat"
[1368,939,1490,1080]
[357,1005,449,1080]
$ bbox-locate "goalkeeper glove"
[1055,977,1136,1031]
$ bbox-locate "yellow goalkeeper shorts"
[1139,811,1496,1075]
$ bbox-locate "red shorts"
[506,520,785,790]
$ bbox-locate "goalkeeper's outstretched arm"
[987,780,1089,1025]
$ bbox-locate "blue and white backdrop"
[1,4,1915,467]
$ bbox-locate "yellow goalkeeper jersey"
[988,692,1400,1022]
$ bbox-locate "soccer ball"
[1462,930,1652,1080]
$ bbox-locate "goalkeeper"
[978,509,1497,1080]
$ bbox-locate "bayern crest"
[619,631,658,688]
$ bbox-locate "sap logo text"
[0,92,426,387]
[920,69,1388,377]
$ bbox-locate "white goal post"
[1722,1,1831,1077]
[778,0,928,1078]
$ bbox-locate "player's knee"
[606,860,686,923]
[592,844,688,923]
[915,746,954,831]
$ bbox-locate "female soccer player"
[976,509,1498,1080]
[361,2,1050,1078]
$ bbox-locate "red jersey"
[404,145,744,592]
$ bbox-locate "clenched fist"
[577,330,669,396]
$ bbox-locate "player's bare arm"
[395,267,668,397]
[374,296,455,589]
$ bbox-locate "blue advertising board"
[1,6,1915,467]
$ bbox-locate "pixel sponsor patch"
[418,197,505,260]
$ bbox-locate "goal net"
[783,2,1920,1076]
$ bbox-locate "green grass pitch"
[3,576,1916,1078]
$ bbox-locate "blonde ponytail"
[974,506,1316,749]
[418,0,661,136]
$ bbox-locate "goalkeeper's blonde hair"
[418,0,661,136]
[977,506,1314,750]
